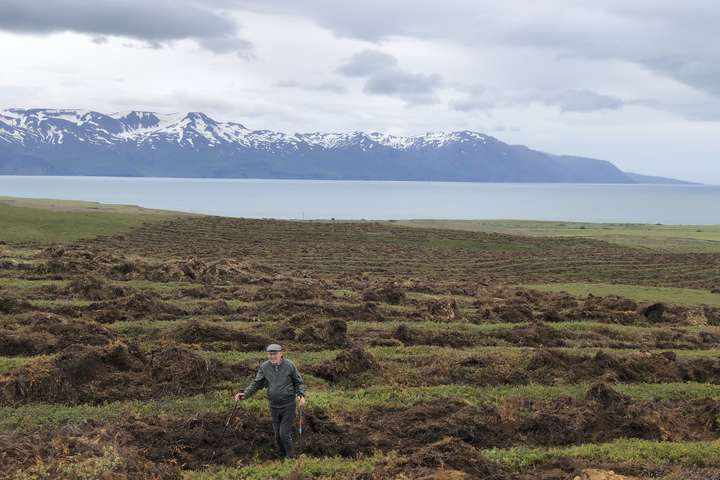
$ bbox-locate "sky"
[0,0,718,183]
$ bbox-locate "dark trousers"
[270,402,295,458]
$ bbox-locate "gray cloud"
[233,1,720,100]
[275,80,347,94]
[364,70,442,105]
[450,97,495,112]
[0,0,253,57]
[338,49,442,105]
[337,50,398,77]
[545,90,625,112]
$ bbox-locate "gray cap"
[266,343,283,352]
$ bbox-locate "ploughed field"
[2,206,720,479]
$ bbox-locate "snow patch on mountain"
[0,108,490,152]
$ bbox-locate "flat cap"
[266,343,283,352]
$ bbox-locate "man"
[235,343,306,459]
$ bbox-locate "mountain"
[624,172,699,185]
[0,108,688,183]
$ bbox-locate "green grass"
[184,455,383,480]
[0,278,68,289]
[525,282,720,308]
[29,299,91,308]
[115,279,194,292]
[483,438,720,470]
[395,219,720,253]
[0,197,184,244]
[0,356,40,373]
[5,382,720,432]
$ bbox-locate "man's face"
[267,351,282,365]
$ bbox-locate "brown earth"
[0,313,117,355]
[0,342,245,405]
[172,320,271,351]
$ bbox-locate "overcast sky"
[1,0,718,183]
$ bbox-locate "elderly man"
[235,343,306,459]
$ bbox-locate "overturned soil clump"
[0,295,32,314]
[524,349,720,384]
[253,279,332,302]
[87,292,187,323]
[492,322,567,347]
[0,426,181,480]
[64,275,132,301]
[35,246,276,285]
[352,384,720,453]
[274,318,351,349]
[0,342,243,405]
[362,283,406,304]
[172,320,271,351]
[426,298,463,322]
[373,436,514,480]
[391,323,477,348]
[144,257,275,284]
[309,346,377,383]
[0,314,117,356]
[100,407,374,469]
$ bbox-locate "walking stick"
[297,403,305,452]
[210,395,240,463]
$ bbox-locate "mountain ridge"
[0,108,694,184]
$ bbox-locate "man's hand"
[234,391,245,401]
[298,395,305,407]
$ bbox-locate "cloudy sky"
[1,0,718,183]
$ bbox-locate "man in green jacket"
[235,343,306,459]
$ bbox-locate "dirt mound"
[275,318,350,349]
[65,275,131,300]
[498,304,535,323]
[0,427,181,480]
[259,298,384,323]
[253,279,331,302]
[310,346,377,383]
[0,342,238,405]
[353,391,720,455]
[36,247,121,277]
[526,349,720,384]
[573,469,641,480]
[88,292,187,323]
[0,314,117,356]
[178,285,214,298]
[102,407,373,469]
[584,295,638,312]
[362,283,406,304]
[585,381,631,410]
[0,295,32,314]
[392,323,477,348]
[374,437,514,480]
[172,320,271,351]
[196,299,233,315]
[145,257,275,284]
[324,318,350,347]
[493,322,567,347]
[640,303,666,322]
[427,298,462,322]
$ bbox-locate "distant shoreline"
[0,173,706,186]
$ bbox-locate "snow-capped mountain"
[0,108,682,183]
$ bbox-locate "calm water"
[0,176,718,224]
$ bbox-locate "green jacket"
[243,358,305,407]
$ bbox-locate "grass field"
[395,219,720,253]
[0,196,186,244]
[2,198,720,479]
[524,282,720,307]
